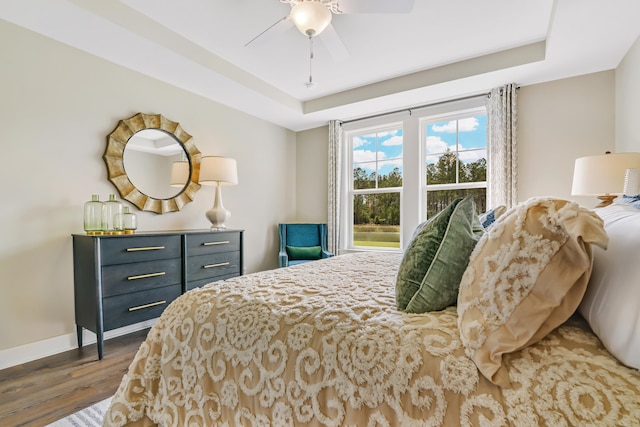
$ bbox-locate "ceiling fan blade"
[244,15,292,47]
[318,23,350,62]
[337,0,415,14]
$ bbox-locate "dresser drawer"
[103,284,181,331]
[102,258,182,298]
[186,251,240,282]
[185,232,240,256]
[100,235,181,265]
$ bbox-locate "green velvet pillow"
[396,196,484,313]
[286,245,322,260]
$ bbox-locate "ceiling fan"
[245,0,415,88]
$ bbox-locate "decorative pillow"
[457,197,608,387]
[579,203,640,370]
[286,245,322,260]
[479,205,507,229]
[396,196,484,313]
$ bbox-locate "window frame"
[420,107,488,221]
[346,122,404,252]
[339,97,487,253]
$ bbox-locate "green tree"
[427,149,457,185]
[354,154,486,225]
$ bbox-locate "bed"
[104,199,640,426]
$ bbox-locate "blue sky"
[426,115,487,165]
[352,114,487,176]
[353,129,403,176]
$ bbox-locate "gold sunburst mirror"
[104,113,201,214]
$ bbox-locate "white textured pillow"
[457,198,608,386]
[579,203,640,370]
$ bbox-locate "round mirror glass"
[104,113,201,214]
[123,129,189,200]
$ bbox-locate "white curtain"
[487,83,518,208]
[327,120,342,254]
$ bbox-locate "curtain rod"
[340,86,519,126]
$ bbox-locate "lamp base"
[206,185,230,229]
[206,206,230,229]
[595,194,616,208]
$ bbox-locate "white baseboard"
[0,319,156,371]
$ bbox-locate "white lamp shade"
[169,161,190,187]
[572,152,640,196]
[624,168,640,196]
[200,156,238,186]
[290,1,332,36]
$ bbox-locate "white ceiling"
[2,0,640,131]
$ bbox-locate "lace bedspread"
[104,252,640,426]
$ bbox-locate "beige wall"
[616,35,640,152]
[295,126,329,223]
[518,71,615,207]
[0,21,296,364]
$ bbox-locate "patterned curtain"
[327,120,343,254]
[486,83,518,208]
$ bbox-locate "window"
[424,112,487,219]
[342,98,487,252]
[350,125,403,249]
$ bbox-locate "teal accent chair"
[278,223,334,267]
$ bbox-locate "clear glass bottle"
[103,194,124,234]
[84,194,103,235]
[117,206,138,234]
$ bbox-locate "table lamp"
[199,156,238,229]
[571,152,640,207]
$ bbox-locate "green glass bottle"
[117,206,138,234]
[103,194,124,234]
[84,194,103,235]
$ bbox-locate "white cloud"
[353,151,405,172]
[353,136,370,148]
[459,149,486,163]
[459,118,479,132]
[425,136,448,154]
[381,135,403,146]
[353,149,383,166]
[382,158,403,168]
[426,136,486,164]
[431,118,479,133]
[431,121,456,133]
[378,130,400,137]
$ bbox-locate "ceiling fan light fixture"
[290,1,332,37]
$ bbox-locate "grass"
[353,224,401,248]
[353,240,400,248]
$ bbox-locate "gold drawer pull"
[203,241,230,246]
[204,262,230,269]
[128,300,166,312]
[128,272,166,281]
[126,246,165,252]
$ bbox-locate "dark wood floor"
[0,328,149,427]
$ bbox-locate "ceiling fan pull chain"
[306,35,316,88]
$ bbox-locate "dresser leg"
[76,325,83,348]
[97,329,104,360]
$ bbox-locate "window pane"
[458,116,486,150]
[378,130,403,159]
[425,188,487,219]
[426,152,458,185]
[353,165,376,189]
[426,121,456,156]
[378,161,402,188]
[352,134,377,190]
[353,193,400,248]
[459,151,487,183]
